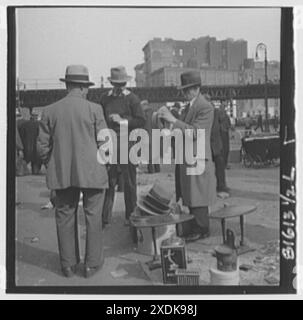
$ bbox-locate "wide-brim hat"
[108,66,132,83]
[178,70,201,90]
[137,194,171,216]
[148,182,172,207]
[60,65,95,86]
[144,193,171,212]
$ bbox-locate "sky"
[16,7,281,88]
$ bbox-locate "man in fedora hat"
[37,65,109,278]
[18,112,42,175]
[158,70,216,241]
[101,66,145,227]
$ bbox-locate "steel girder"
[19,83,280,108]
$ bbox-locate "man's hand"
[158,106,177,124]
[109,113,123,123]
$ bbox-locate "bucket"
[214,245,237,272]
[209,268,240,285]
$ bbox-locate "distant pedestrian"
[244,112,253,137]
[37,65,109,278]
[18,113,42,174]
[255,111,264,132]
[273,111,279,132]
[211,106,229,197]
[219,102,231,169]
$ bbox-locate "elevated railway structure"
[19,83,280,108]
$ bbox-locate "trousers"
[221,131,230,167]
[213,153,227,191]
[147,163,161,174]
[177,206,209,237]
[189,206,210,234]
[55,187,105,268]
[102,163,137,224]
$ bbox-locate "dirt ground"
[14,162,279,287]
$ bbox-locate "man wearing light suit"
[37,65,108,278]
[158,71,216,242]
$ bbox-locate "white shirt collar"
[108,88,131,96]
[189,94,198,108]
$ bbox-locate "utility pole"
[256,43,269,132]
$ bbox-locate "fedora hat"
[137,195,171,216]
[108,66,132,83]
[178,71,201,90]
[60,65,95,86]
[136,182,173,216]
[148,182,172,207]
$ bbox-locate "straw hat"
[137,182,173,216]
[60,65,95,86]
[108,66,132,83]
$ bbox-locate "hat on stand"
[137,182,173,216]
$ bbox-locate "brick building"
[134,36,280,118]
[138,36,248,87]
[149,66,240,87]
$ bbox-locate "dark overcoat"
[18,119,39,163]
[211,108,224,157]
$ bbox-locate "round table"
[130,213,194,270]
[210,205,257,253]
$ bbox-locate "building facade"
[135,36,280,118]
[149,66,241,87]
[140,36,248,86]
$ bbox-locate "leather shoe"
[62,266,76,278]
[84,260,104,278]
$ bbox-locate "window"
[179,49,183,56]
[180,62,184,68]
[172,50,176,56]
[194,47,197,55]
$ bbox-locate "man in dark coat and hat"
[18,113,42,174]
[101,66,145,227]
[158,71,216,241]
[37,65,109,278]
[211,105,229,197]
[141,100,160,174]
[219,101,231,169]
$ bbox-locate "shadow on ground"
[16,241,61,276]
[229,188,278,202]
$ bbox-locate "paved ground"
[15,162,279,287]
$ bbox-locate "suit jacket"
[174,93,216,207]
[37,91,108,190]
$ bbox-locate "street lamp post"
[256,43,269,132]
